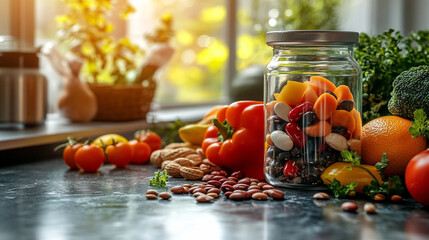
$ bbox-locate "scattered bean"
[146,190,158,196]
[229,192,247,201]
[207,188,221,194]
[192,188,206,194]
[158,192,172,200]
[341,202,358,212]
[248,185,261,190]
[391,195,402,202]
[207,193,219,198]
[230,171,245,179]
[247,189,261,196]
[252,192,268,200]
[213,175,226,181]
[202,174,214,181]
[363,203,376,214]
[312,192,329,200]
[267,189,285,199]
[234,183,249,190]
[221,184,235,192]
[224,191,233,199]
[207,180,222,188]
[193,192,205,198]
[262,184,275,190]
[238,178,251,185]
[196,195,214,203]
[374,193,386,201]
[146,194,157,200]
[170,186,185,194]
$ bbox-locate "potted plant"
[55,0,174,121]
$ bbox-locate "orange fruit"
[361,116,427,177]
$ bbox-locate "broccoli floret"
[388,65,429,119]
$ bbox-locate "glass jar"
[264,31,361,189]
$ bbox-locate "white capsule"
[270,130,294,151]
[274,102,292,122]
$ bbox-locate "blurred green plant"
[236,0,341,71]
[354,29,429,123]
[56,0,142,85]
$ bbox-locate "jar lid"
[266,30,359,46]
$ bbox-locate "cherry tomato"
[106,142,133,168]
[74,145,105,172]
[129,140,151,164]
[405,149,429,206]
[136,131,162,152]
[63,143,82,169]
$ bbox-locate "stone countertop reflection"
[0,158,428,240]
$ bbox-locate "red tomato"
[74,145,105,172]
[129,140,151,164]
[106,142,133,168]
[136,131,162,152]
[405,149,429,207]
[63,143,82,169]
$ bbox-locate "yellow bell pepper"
[277,81,308,106]
[321,162,383,193]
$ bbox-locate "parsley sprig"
[149,170,169,188]
[409,109,429,138]
[327,150,404,199]
[326,178,357,198]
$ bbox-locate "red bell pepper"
[201,101,265,179]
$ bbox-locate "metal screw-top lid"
[266,30,359,46]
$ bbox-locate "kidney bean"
[283,160,299,178]
[207,188,221,194]
[238,178,251,185]
[231,171,245,179]
[288,102,313,122]
[221,184,235,192]
[248,185,261,190]
[213,175,226,181]
[224,191,233,199]
[229,192,247,201]
[268,189,285,199]
[286,123,306,148]
[207,180,222,188]
[234,184,249,190]
[262,184,275,190]
[222,180,237,186]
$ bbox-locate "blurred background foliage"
[37,0,342,106]
[236,0,340,71]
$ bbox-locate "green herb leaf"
[374,153,389,181]
[149,170,169,188]
[387,176,405,196]
[409,109,429,138]
[326,178,357,198]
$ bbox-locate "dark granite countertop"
[1,156,429,240]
